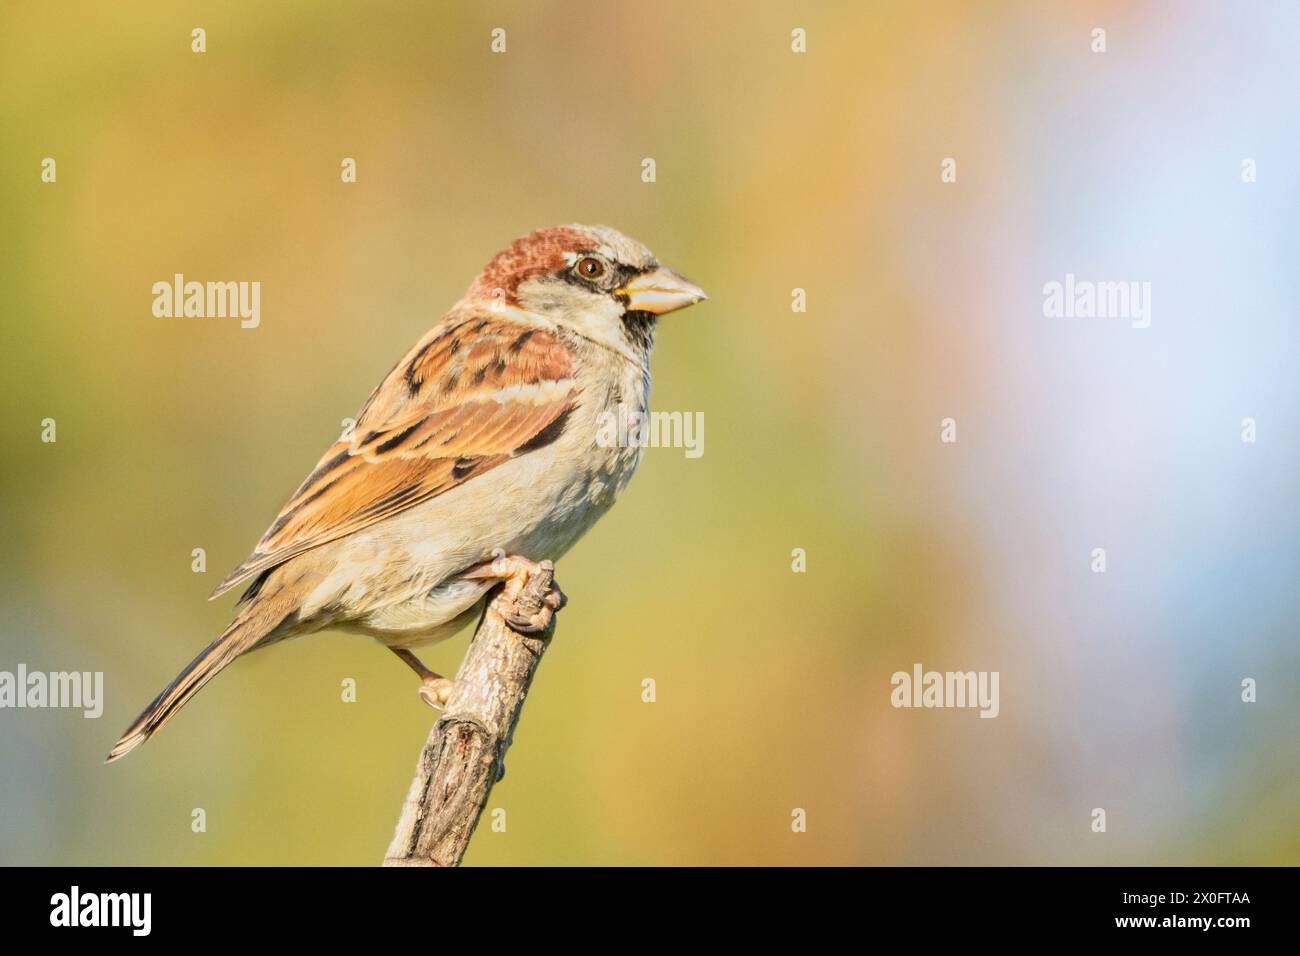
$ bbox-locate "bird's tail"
[106,606,288,763]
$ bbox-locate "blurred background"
[1,1,1297,865]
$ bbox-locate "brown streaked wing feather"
[210,314,578,599]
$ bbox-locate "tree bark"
[383,561,557,867]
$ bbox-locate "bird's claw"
[466,555,566,634]
[505,579,566,633]
[418,676,454,710]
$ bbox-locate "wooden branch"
[383,560,558,867]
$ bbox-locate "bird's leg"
[463,555,566,634]
[390,648,454,709]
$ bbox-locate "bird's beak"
[617,267,708,315]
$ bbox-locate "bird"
[107,224,707,762]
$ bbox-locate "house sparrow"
[107,224,706,762]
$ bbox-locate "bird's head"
[466,224,707,354]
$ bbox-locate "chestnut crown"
[464,225,707,353]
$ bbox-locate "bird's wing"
[211,313,579,599]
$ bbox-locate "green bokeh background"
[2,2,1297,865]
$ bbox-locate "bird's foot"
[465,554,566,634]
[390,647,455,710]
[418,675,454,710]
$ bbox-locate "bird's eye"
[575,256,606,280]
